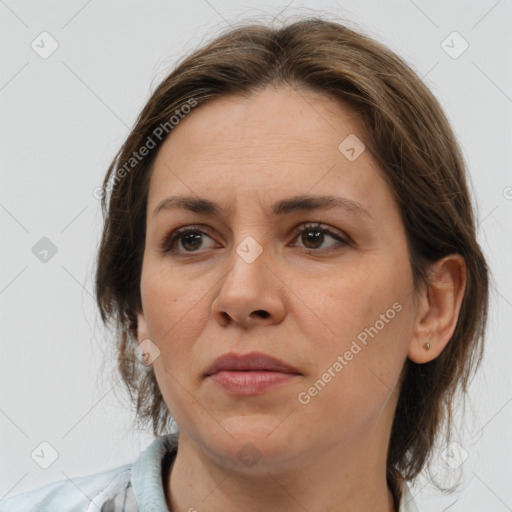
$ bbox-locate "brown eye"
[160,227,217,255]
[160,223,350,257]
[291,223,350,253]
[177,231,204,251]
[300,229,325,249]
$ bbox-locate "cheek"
[140,266,208,374]
[295,263,412,401]
[141,260,208,334]
[300,263,403,345]
[141,268,208,422]
[295,304,411,438]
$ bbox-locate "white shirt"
[0,433,419,511]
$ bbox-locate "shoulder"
[0,463,133,512]
[399,480,420,512]
[0,434,179,512]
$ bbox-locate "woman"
[1,15,489,512]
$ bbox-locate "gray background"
[1,0,511,510]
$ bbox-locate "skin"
[136,85,466,512]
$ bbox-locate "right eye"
[160,226,219,255]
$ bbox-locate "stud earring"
[423,342,431,350]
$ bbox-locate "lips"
[204,351,301,376]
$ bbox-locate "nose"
[211,239,286,329]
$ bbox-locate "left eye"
[291,223,350,252]
[160,223,350,256]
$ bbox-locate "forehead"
[156,86,366,161]
[148,86,392,221]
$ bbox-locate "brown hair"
[94,15,489,498]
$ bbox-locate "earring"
[423,342,431,350]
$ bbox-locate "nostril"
[254,310,270,319]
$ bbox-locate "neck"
[165,425,397,512]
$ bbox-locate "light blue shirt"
[0,433,419,511]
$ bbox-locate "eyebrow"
[152,194,373,220]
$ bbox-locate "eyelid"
[159,222,351,256]
[290,222,351,245]
[158,224,218,254]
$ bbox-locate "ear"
[137,309,150,343]
[408,254,467,364]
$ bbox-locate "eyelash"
[159,223,351,257]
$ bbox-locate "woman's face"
[137,86,422,472]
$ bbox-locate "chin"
[220,414,290,442]
[199,417,301,473]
